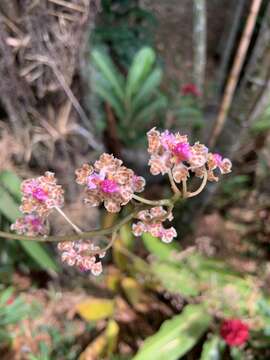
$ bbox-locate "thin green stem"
[187,169,208,198]
[182,179,188,198]
[168,169,181,195]
[0,189,183,245]
[0,212,136,243]
[132,194,172,207]
[84,231,118,255]
[54,206,82,234]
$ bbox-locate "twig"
[209,0,263,147]
[1,12,24,37]
[216,0,246,95]
[193,0,207,93]
[54,206,82,234]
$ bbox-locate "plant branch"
[187,170,208,198]
[209,0,262,147]
[182,179,188,198]
[132,194,172,207]
[54,206,82,234]
[168,169,181,195]
[0,212,136,243]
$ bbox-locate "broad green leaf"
[133,304,211,360]
[0,187,59,272]
[20,241,59,273]
[0,171,21,202]
[134,95,167,123]
[0,186,21,220]
[200,336,223,360]
[92,49,125,101]
[151,262,199,296]
[126,47,156,99]
[132,67,162,111]
[142,233,181,262]
[92,72,125,120]
[76,297,115,321]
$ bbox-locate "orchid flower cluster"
[9,128,232,276]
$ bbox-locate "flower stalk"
[54,206,82,234]
[7,128,232,275]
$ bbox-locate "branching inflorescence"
[5,128,232,276]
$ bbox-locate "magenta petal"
[100,179,119,194]
[173,142,191,161]
[32,187,48,202]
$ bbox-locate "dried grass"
[0,0,103,163]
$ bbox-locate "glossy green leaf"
[133,304,211,360]
[92,49,125,101]
[0,187,59,272]
[200,336,223,360]
[126,47,155,99]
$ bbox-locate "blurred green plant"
[19,220,270,359]
[134,304,211,360]
[28,343,50,360]
[28,323,90,360]
[217,174,250,207]
[0,170,58,274]
[91,47,167,146]
[0,287,30,344]
[251,104,270,134]
[91,0,156,69]
[200,335,225,360]
[77,226,270,359]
